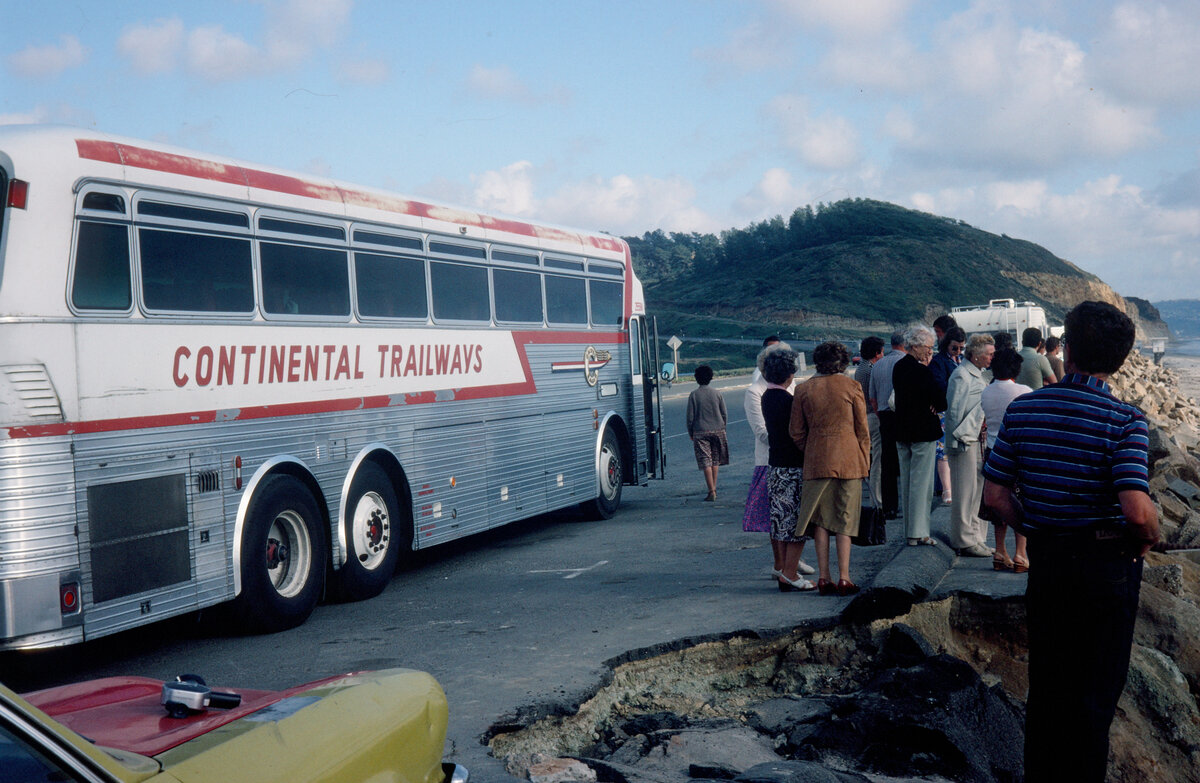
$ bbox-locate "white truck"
[949,299,1058,338]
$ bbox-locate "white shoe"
[798,561,815,575]
[777,573,816,591]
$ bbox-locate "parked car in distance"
[2,668,467,783]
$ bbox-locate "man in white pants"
[944,333,996,556]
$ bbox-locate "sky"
[2,0,1198,302]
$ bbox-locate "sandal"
[907,537,937,546]
[1012,555,1029,573]
[993,553,1015,571]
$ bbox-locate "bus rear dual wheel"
[335,461,404,602]
[233,466,405,632]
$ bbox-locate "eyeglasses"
[948,344,964,354]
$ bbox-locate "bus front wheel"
[233,475,326,633]
[335,461,404,602]
[584,428,623,519]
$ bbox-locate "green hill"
[627,198,1124,342]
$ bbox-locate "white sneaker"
[798,561,816,575]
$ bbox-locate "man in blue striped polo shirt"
[982,300,1160,783]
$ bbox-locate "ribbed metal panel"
[0,437,77,578]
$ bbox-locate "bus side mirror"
[660,362,675,383]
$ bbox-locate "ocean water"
[1168,338,1200,358]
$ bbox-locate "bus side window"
[545,274,587,326]
[71,221,132,310]
[260,242,350,317]
[139,228,254,313]
[430,261,490,322]
[493,268,543,324]
[354,251,428,319]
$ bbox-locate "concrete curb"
[843,525,957,624]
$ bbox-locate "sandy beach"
[1163,354,1200,403]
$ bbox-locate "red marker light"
[60,582,80,614]
[234,456,243,490]
[7,179,29,209]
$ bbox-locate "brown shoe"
[836,579,860,597]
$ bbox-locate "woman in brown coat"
[789,342,871,596]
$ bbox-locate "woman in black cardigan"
[892,325,947,545]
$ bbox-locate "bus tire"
[233,475,325,633]
[335,461,403,602]
[584,427,623,519]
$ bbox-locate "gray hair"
[903,324,935,350]
[756,341,793,372]
[964,333,995,360]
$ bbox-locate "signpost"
[664,335,682,383]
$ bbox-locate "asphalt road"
[2,371,915,782]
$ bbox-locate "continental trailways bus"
[0,125,665,650]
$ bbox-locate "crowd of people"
[686,300,1157,782]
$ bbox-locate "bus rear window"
[545,274,587,325]
[354,252,428,319]
[261,243,350,316]
[430,261,490,322]
[139,228,254,313]
[72,222,132,311]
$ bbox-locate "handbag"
[853,504,887,546]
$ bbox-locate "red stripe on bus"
[74,139,626,254]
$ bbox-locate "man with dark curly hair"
[983,301,1160,783]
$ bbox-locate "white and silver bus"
[0,125,665,650]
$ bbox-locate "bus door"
[629,315,665,481]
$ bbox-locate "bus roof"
[0,124,628,261]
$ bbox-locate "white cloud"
[907,175,1200,300]
[767,95,860,170]
[265,0,353,67]
[896,18,1159,172]
[733,168,804,219]
[542,174,713,235]
[985,180,1049,215]
[471,161,538,216]
[464,65,569,106]
[771,0,914,39]
[7,35,86,78]
[116,0,353,82]
[1093,2,1200,104]
[117,18,184,74]
[186,25,262,82]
